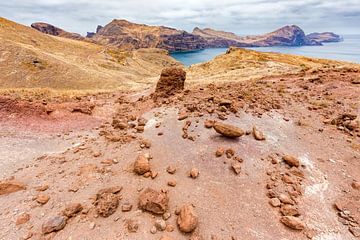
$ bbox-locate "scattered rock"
[166,165,177,174]
[280,205,300,216]
[280,216,305,230]
[139,188,169,215]
[204,119,215,128]
[279,194,295,205]
[167,180,177,187]
[351,181,360,190]
[225,148,235,158]
[126,219,139,233]
[178,111,189,121]
[150,225,157,234]
[155,219,167,231]
[134,154,151,175]
[349,227,360,237]
[189,168,199,179]
[62,203,83,218]
[36,194,50,205]
[0,181,26,195]
[213,122,244,138]
[177,204,198,233]
[269,198,281,207]
[231,162,241,175]
[282,155,300,167]
[215,147,225,157]
[42,216,67,234]
[122,203,133,212]
[35,185,49,192]
[16,213,30,225]
[252,126,266,140]
[94,188,120,217]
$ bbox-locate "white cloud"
[1,0,359,35]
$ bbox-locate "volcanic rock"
[213,122,244,138]
[177,204,198,233]
[94,188,120,217]
[154,67,186,97]
[138,188,169,215]
[42,215,67,234]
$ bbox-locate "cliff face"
[30,19,342,52]
[31,22,84,40]
[90,19,207,51]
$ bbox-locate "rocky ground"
[0,66,359,240]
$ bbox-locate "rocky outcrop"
[31,22,84,40]
[90,19,207,51]
[306,32,343,43]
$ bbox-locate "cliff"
[31,22,85,41]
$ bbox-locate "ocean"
[170,34,360,66]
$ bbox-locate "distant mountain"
[31,22,85,41]
[306,32,343,43]
[31,19,342,52]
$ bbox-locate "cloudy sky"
[1,0,360,35]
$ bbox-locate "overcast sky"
[1,0,359,35]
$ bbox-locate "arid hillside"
[0,17,180,91]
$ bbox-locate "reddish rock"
[94,188,121,217]
[252,126,266,140]
[282,155,300,167]
[280,205,300,216]
[204,119,215,128]
[213,122,244,138]
[269,198,281,207]
[134,154,151,175]
[16,213,30,225]
[189,168,199,179]
[280,216,305,230]
[231,162,241,175]
[166,165,177,174]
[62,203,83,218]
[36,194,50,205]
[215,148,225,157]
[167,180,177,187]
[155,67,186,97]
[177,204,198,233]
[139,188,169,215]
[0,181,26,195]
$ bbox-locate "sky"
[1,0,360,36]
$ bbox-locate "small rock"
[231,162,241,175]
[134,154,151,175]
[167,180,177,187]
[36,194,50,205]
[89,222,96,229]
[166,165,177,174]
[177,204,198,233]
[279,194,294,205]
[280,216,305,230]
[42,216,67,234]
[165,224,175,232]
[150,225,157,234]
[138,188,169,215]
[35,185,49,192]
[215,148,225,157]
[282,155,300,167]
[225,148,235,158]
[0,181,26,196]
[189,168,199,179]
[280,204,300,216]
[178,112,189,121]
[16,213,30,225]
[163,212,171,220]
[252,126,266,141]
[213,122,244,138]
[349,227,360,237]
[204,119,214,128]
[126,219,139,233]
[122,203,133,212]
[269,198,281,207]
[62,203,83,218]
[155,219,167,231]
[94,188,120,217]
[351,181,360,190]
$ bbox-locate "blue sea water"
[170,34,360,66]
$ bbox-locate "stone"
[269,198,281,207]
[189,168,199,179]
[280,204,300,216]
[252,126,266,140]
[178,112,189,121]
[16,213,30,225]
[349,227,360,237]
[280,216,305,230]
[215,148,225,157]
[62,203,83,218]
[213,122,244,138]
[154,67,186,97]
[126,219,139,233]
[279,194,295,205]
[42,216,67,234]
[166,165,177,174]
[351,181,360,190]
[139,188,169,215]
[231,162,241,175]
[35,185,49,192]
[155,219,167,231]
[282,155,300,167]
[134,154,151,175]
[177,204,198,233]
[94,189,120,217]
[121,203,133,212]
[0,181,26,195]
[167,180,177,187]
[36,194,50,205]
[204,119,214,128]
[150,225,157,234]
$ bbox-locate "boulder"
[213,122,244,138]
[154,67,186,97]
[177,204,198,233]
[134,154,151,175]
[138,188,169,215]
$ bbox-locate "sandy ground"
[0,67,359,240]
